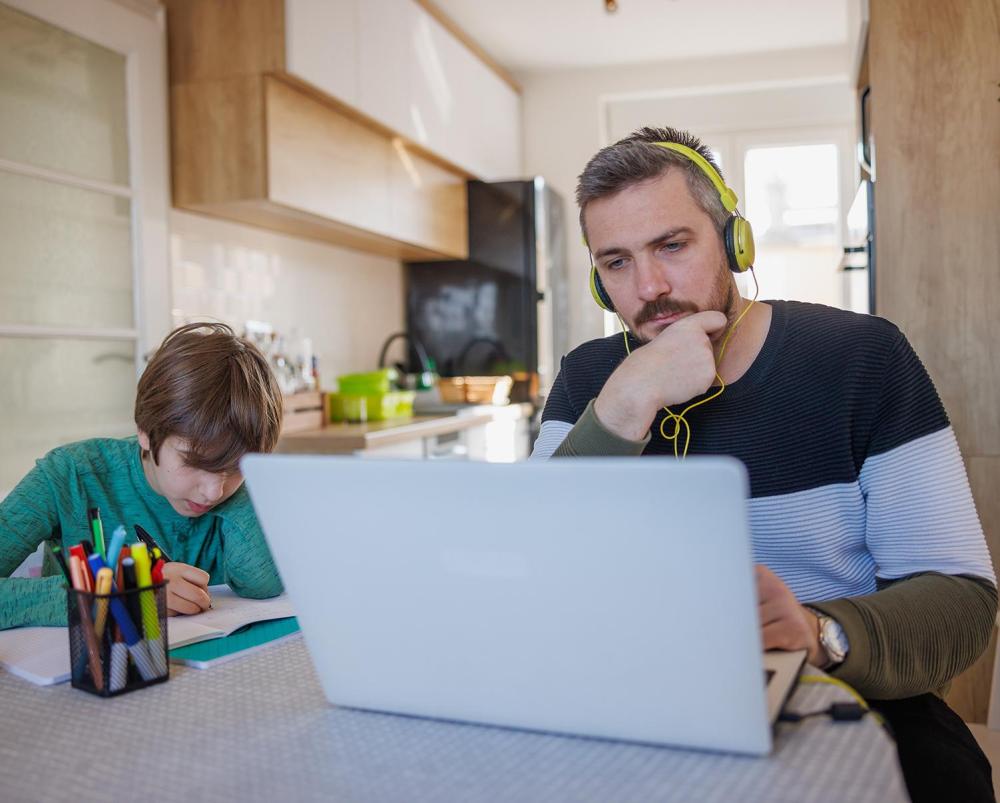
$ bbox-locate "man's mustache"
[634,296,699,326]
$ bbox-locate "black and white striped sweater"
[534,300,994,601]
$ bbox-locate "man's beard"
[632,258,740,343]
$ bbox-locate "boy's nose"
[200,474,226,502]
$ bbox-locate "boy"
[0,322,284,629]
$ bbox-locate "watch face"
[821,618,849,661]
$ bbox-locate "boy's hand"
[161,562,212,616]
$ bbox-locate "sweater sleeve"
[0,463,68,628]
[810,572,996,699]
[552,399,650,457]
[217,488,283,599]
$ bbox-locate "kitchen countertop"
[277,402,533,454]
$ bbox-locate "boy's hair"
[135,322,283,472]
[576,125,730,239]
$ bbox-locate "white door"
[0,0,169,495]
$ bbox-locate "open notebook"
[0,586,295,685]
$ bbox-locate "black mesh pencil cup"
[67,582,170,696]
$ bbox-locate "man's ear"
[137,429,151,451]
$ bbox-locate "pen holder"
[66,582,170,697]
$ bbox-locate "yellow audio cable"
[797,674,887,728]
[620,267,760,458]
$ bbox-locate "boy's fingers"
[170,578,212,611]
[175,564,210,586]
[167,594,202,616]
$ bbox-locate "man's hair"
[576,126,730,239]
[135,322,283,472]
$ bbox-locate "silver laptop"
[242,454,804,756]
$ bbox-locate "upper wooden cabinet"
[285,0,522,181]
[166,0,524,261]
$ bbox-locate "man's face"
[584,168,737,344]
[137,432,245,518]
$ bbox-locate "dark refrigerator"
[404,178,568,398]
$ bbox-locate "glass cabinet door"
[0,2,139,494]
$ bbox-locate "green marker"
[88,508,106,561]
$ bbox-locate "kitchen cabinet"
[276,0,521,180]
[354,0,521,181]
[284,0,358,108]
[166,0,469,261]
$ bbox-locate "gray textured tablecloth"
[0,638,908,802]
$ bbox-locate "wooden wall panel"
[871,0,1000,456]
[870,0,1000,722]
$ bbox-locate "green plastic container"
[327,390,415,423]
[336,368,395,395]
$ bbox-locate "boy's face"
[137,431,244,518]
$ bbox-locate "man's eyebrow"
[593,227,695,260]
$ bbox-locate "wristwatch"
[807,608,850,669]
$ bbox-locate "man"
[533,126,996,802]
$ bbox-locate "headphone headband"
[652,141,739,213]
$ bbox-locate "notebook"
[169,617,301,669]
[0,586,295,684]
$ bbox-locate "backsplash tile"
[169,210,405,388]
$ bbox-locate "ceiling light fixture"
[605,0,619,12]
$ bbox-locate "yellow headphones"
[588,141,756,313]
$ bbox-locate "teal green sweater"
[0,437,282,629]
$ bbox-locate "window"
[741,142,842,305]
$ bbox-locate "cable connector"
[778,703,867,724]
[829,702,866,721]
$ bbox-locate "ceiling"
[431,0,854,73]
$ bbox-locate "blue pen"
[88,552,158,681]
[105,525,127,573]
[107,593,158,681]
[87,552,108,581]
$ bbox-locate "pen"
[134,524,172,563]
[105,525,127,573]
[131,543,167,676]
[116,545,130,591]
[88,508,105,561]
[69,555,104,691]
[47,526,71,583]
[93,568,113,640]
[114,559,158,682]
[68,543,87,571]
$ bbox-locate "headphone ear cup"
[589,266,615,312]
[725,216,755,273]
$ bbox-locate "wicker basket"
[438,375,513,405]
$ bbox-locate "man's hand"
[756,565,828,667]
[161,562,212,616]
[594,311,727,441]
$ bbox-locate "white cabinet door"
[284,0,360,107]
[411,7,521,180]
[357,0,414,137]
[356,0,521,180]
